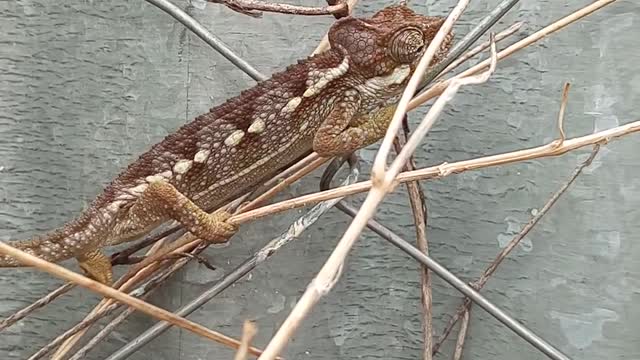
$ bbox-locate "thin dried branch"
[65,256,195,360]
[235,320,258,360]
[394,124,433,360]
[235,118,639,224]
[371,0,470,180]
[437,21,523,80]
[557,82,571,143]
[387,37,498,180]
[452,310,470,360]
[432,145,601,355]
[0,241,265,357]
[0,283,75,331]
[257,4,486,357]
[208,0,348,18]
[29,301,123,360]
[410,0,618,111]
[239,155,329,213]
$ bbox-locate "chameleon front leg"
[128,181,238,244]
[313,93,397,157]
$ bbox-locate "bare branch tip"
[556,82,571,144]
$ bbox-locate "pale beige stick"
[388,39,497,179]
[557,82,571,142]
[371,0,469,179]
[50,237,170,359]
[394,136,432,360]
[232,118,640,225]
[0,242,265,357]
[452,310,470,360]
[239,155,328,213]
[257,6,481,358]
[410,0,618,111]
[436,21,523,80]
[234,320,258,360]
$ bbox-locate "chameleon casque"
[0,5,452,284]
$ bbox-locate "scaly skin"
[0,5,453,284]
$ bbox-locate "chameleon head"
[328,5,453,95]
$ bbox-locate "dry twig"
[394,124,433,360]
[432,144,602,355]
[0,241,265,357]
[258,2,477,357]
[437,21,523,79]
[208,0,348,18]
[452,310,470,360]
[235,118,639,224]
[235,320,259,360]
[410,0,618,110]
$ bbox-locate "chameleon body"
[0,5,452,284]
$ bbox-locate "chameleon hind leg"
[77,249,113,285]
[73,181,235,286]
[127,181,238,244]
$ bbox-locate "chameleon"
[0,5,452,285]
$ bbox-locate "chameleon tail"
[0,211,109,267]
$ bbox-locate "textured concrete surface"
[0,0,639,359]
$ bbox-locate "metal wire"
[145,0,266,81]
[105,155,359,360]
[330,202,572,360]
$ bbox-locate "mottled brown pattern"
[0,5,452,284]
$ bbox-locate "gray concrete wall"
[0,0,638,359]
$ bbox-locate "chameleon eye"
[390,28,425,63]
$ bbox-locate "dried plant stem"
[235,321,258,360]
[29,300,123,360]
[50,238,172,359]
[0,283,75,331]
[239,155,329,212]
[66,256,195,360]
[208,0,348,18]
[0,241,265,357]
[433,145,601,355]
[394,129,432,360]
[557,82,571,142]
[452,310,470,360]
[410,0,618,110]
[257,6,488,357]
[371,0,470,179]
[437,21,523,80]
[235,118,640,225]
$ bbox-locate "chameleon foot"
[77,249,113,285]
[190,209,238,243]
